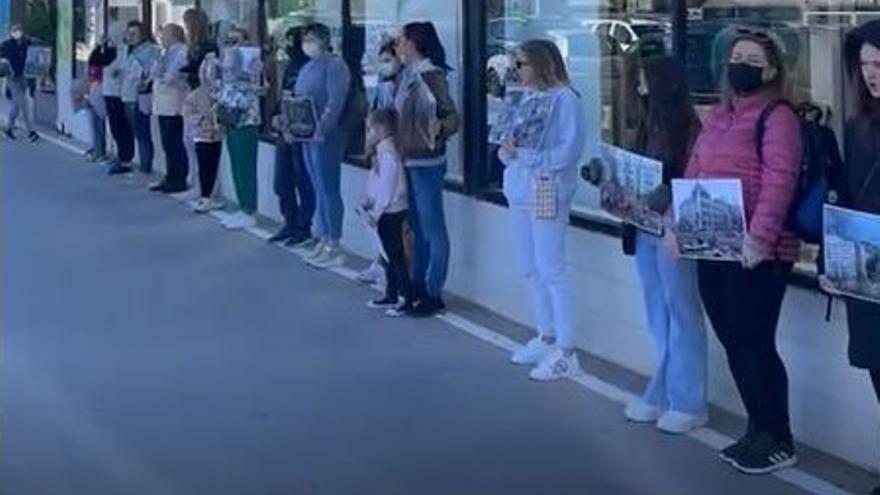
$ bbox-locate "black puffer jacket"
[839,20,880,369]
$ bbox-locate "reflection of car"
[581,18,671,53]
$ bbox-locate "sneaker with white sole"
[222,212,256,230]
[193,198,224,214]
[529,350,581,382]
[310,245,346,269]
[656,411,708,434]
[367,296,400,309]
[727,433,797,475]
[302,240,327,260]
[511,337,555,366]
[624,400,662,423]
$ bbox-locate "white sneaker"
[356,259,384,285]
[511,337,556,366]
[624,400,662,423]
[193,198,224,214]
[529,350,582,382]
[302,240,327,260]
[656,411,708,435]
[291,237,319,254]
[222,212,256,230]
[310,245,346,269]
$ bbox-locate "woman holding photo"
[820,20,880,495]
[499,39,585,382]
[294,23,351,268]
[674,29,801,474]
[585,50,708,434]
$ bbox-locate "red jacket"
[685,91,802,261]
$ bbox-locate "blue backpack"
[755,100,843,244]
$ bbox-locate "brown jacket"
[395,62,459,165]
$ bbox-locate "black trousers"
[104,96,134,163]
[698,260,794,444]
[378,210,412,302]
[158,116,189,189]
[196,141,222,198]
[274,139,315,236]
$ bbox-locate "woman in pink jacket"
[678,29,801,475]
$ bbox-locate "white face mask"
[11,31,22,40]
[302,41,322,59]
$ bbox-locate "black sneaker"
[268,228,295,243]
[3,128,15,140]
[285,233,312,247]
[28,131,39,142]
[728,433,797,475]
[367,296,400,310]
[409,296,446,318]
[108,164,133,176]
[719,430,759,464]
[386,300,414,318]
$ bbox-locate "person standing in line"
[0,24,39,142]
[583,52,708,433]
[181,8,219,200]
[84,46,108,162]
[268,26,316,247]
[394,22,460,317]
[361,109,412,313]
[217,26,263,230]
[821,20,880,495]
[93,24,135,174]
[150,23,191,194]
[294,23,351,268]
[671,29,802,474]
[500,39,586,381]
[183,52,224,214]
[356,39,405,286]
[121,20,159,175]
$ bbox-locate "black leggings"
[378,210,412,302]
[196,141,222,199]
[698,260,794,444]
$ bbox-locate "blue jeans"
[125,102,154,173]
[274,139,314,237]
[302,133,345,241]
[406,163,450,298]
[634,233,708,415]
[87,105,106,157]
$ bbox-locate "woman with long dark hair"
[394,22,459,317]
[586,51,708,433]
[821,20,880,495]
[678,29,801,474]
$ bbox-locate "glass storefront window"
[152,0,195,35]
[352,0,465,181]
[484,0,625,219]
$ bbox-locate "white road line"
[43,134,858,495]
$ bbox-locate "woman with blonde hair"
[500,39,586,381]
[150,23,191,193]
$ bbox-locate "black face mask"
[727,63,765,95]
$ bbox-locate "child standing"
[182,52,224,213]
[361,109,411,314]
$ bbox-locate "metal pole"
[671,0,687,62]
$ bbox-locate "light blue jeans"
[511,202,573,349]
[634,232,708,415]
[302,132,346,241]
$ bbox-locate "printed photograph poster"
[24,45,52,79]
[221,46,261,83]
[672,178,746,262]
[282,96,319,141]
[488,87,555,149]
[823,204,880,304]
[598,143,664,235]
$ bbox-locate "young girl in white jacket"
[498,39,587,381]
[360,109,411,315]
